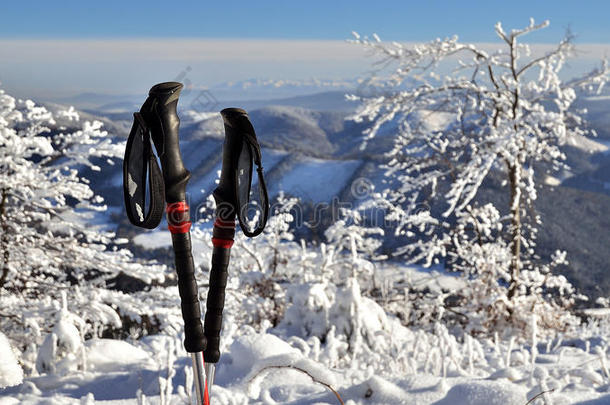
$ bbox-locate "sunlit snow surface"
[2,266,609,404]
[2,330,609,404]
[272,157,362,202]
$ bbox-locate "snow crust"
[0,332,23,389]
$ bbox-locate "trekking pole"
[123,82,209,405]
[203,108,269,396]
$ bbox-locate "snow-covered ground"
[46,227,601,405]
[2,321,609,404]
[2,260,609,404]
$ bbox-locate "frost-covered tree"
[447,204,578,335]
[0,88,166,356]
[350,20,608,334]
[324,208,384,288]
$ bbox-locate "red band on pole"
[212,237,234,248]
[166,202,191,234]
[167,201,189,213]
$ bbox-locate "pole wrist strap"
[123,112,165,229]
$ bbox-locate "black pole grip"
[216,108,268,236]
[213,108,249,219]
[203,245,231,363]
[143,82,190,203]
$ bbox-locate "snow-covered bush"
[324,208,384,288]
[0,87,166,369]
[350,20,608,337]
[35,293,86,375]
[445,204,580,338]
[0,331,23,388]
[280,277,397,364]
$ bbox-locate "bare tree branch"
[249,364,345,405]
[525,388,555,404]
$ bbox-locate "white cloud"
[0,39,608,99]
[0,39,371,62]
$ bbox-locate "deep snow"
[2,329,610,404]
[2,265,609,405]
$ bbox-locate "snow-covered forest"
[2,20,610,405]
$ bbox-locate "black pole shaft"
[203,243,231,363]
[203,217,236,363]
[171,230,206,353]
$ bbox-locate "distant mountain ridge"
[212,77,357,92]
[41,78,360,113]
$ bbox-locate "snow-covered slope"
[64,99,610,301]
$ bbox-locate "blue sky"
[2,1,610,42]
[1,1,609,100]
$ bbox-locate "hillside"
[75,93,610,300]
